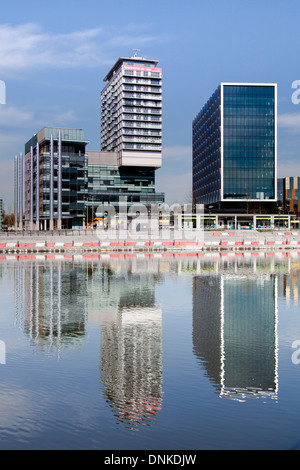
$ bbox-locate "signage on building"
[123,65,162,73]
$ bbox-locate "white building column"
[49,135,54,231]
[36,142,40,230]
[57,130,62,230]
[29,147,34,230]
[19,152,23,230]
[14,155,18,230]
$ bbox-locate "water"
[0,251,299,450]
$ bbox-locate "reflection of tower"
[101,306,162,428]
[92,261,163,428]
[14,260,87,358]
[193,274,278,401]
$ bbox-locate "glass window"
[222,85,275,200]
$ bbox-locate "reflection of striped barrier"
[0,249,300,263]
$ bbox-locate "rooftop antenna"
[132,49,140,57]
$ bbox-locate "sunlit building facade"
[279,177,300,218]
[87,53,164,214]
[24,127,88,230]
[101,54,162,168]
[14,54,165,231]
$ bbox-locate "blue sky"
[1,0,300,209]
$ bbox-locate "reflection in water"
[282,269,300,305]
[193,270,278,401]
[10,251,300,426]
[87,260,163,429]
[13,256,164,429]
[14,261,87,358]
[100,306,162,429]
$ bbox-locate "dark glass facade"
[193,83,277,205]
[192,86,221,205]
[88,164,165,213]
[223,85,276,200]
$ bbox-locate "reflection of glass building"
[193,274,278,400]
[193,83,277,208]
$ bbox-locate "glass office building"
[87,151,165,215]
[193,83,277,206]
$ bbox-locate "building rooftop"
[103,55,159,82]
[25,127,89,154]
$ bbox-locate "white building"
[101,53,162,168]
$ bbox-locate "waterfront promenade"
[0,229,300,253]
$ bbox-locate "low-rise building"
[278,177,300,222]
[87,151,164,219]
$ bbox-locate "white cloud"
[39,108,80,126]
[0,105,33,127]
[0,103,80,131]
[0,23,106,70]
[0,23,169,74]
[277,113,300,133]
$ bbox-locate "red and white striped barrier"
[0,237,300,252]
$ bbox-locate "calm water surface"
[0,251,300,450]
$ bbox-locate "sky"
[1,0,300,210]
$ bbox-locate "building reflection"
[193,273,278,401]
[12,251,300,422]
[86,257,163,429]
[280,269,300,305]
[14,260,87,358]
[13,256,163,429]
